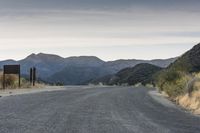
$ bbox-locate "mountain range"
[0,53,177,85]
[91,43,200,87]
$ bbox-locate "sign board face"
[4,65,20,74]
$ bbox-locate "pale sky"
[0,0,200,61]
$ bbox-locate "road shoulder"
[0,86,65,97]
[148,90,178,109]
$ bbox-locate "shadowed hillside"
[155,43,200,97]
[167,43,200,73]
[47,66,107,85]
[92,63,163,86]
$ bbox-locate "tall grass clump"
[155,69,191,98]
[0,73,19,89]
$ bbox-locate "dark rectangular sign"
[4,65,20,74]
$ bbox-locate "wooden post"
[3,72,5,89]
[19,67,21,88]
[30,68,33,84]
[33,67,36,86]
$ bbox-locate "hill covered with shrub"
[155,43,200,97]
[92,63,163,85]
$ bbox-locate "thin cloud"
[0,0,199,60]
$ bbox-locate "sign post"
[30,68,33,84]
[33,67,36,86]
[30,67,36,86]
[3,65,21,89]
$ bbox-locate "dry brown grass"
[0,72,19,89]
[154,69,200,115]
[0,71,45,89]
[161,72,200,115]
[176,90,200,115]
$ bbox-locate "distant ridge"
[0,53,177,85]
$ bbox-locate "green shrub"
[55,82,64,86]
[165,75,189,97]
[156,69,191,97]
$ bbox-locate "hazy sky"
[0,0,200,61]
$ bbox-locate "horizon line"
[0,52,178,62]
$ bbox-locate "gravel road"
[0,86,199,133]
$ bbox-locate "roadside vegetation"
[154,43,200,114]
[0,71,45,89]
[155,70,190,97]
[155,71,200,114]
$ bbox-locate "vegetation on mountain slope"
[154,43,200,114]
[155,43,200,97]
[92,63,163,86]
